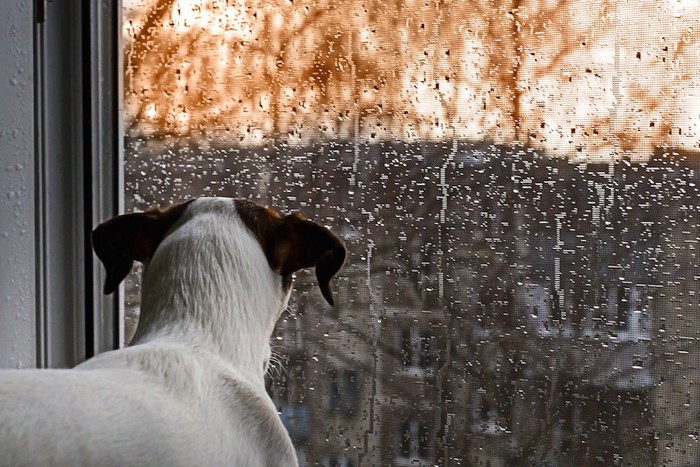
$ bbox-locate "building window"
[324,455,355,467]
[399,419,431,460]
[418,332,434,369]
[328,369,359,416]
[399,327,437,375]
[400,329,413,367]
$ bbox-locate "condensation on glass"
[122,0,700,465]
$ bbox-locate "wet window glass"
[123,1,700,464]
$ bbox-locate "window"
[120,0,700,465]
[0,1,120,368]
[399,327,438,375]
[418,332,434,369]
[399,419,431,462]
[270,358,311,443]
[328,369,360,416]
[323,455,355,467]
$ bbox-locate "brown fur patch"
[234,199,346,306]
[92,199,194,294]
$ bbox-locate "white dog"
[0,197,346,467]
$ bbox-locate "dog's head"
[91,198,347,307]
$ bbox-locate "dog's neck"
[130,212,286,384]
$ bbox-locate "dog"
[0,197,347,466]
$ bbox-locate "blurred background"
[122,1,700,465]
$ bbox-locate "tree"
[124,0,700,162]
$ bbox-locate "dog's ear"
[235,200,347,306]
[275,214,347,306]
[91,200,194,295]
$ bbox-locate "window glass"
[123,1,700,464]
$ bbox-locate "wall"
[0,3,35,368]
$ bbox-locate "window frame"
[40,0,123,365]
[82,0,124,356]
[0,0,121,369]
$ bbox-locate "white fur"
[0,198,298,467]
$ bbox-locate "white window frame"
[0,0,121,369]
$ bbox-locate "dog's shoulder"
[213,370,298,466]
[78,343,217,400]
[0,367,202,467]
[79,344,298,465]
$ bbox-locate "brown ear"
[235,200,347,306]
[276,214,347,306]
[91,200,193,295]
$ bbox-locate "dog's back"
[1,367,192,466]
[0,344,297,467]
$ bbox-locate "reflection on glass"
[123,1,700,465]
